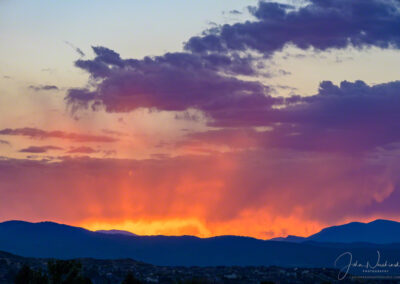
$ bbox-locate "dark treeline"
[13,260,223,284]
[14,260,142,284]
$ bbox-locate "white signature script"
[334,250,400,280]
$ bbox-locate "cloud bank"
[66,0,400,133]
[186,0,400,55]
[0,150,398,237]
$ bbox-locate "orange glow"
[79,211,325,239]
[1,128,398,240]
[81,218,211,237]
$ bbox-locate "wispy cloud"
[65,41,85,57]
[0,128,117,143]
[0,139,10,146]
[67,146,97,154]
[29,85,59,91]
[19,145,63,153]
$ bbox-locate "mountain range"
[1,219,400,268]
[270,219,400,244]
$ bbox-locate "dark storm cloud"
[185,0,400,55]
[67,47,276,114]
[182,80,400,153]
[212,79,400,127]
[0,127,117,143]
[74,46,257,79]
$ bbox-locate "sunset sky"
[1,0,400,239]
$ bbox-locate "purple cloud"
[65,1,400,131]
[67,47,400,153]
[66,47,275,114]
[64,0,400,156]
[192,80,400,153]
[0,128,117,143]
[185,0,400,55]
[19,145,63,153]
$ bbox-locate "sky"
[1,0,400,239]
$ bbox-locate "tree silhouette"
[47,260,92,284]
[121,272,142,284]
[14,265,48,284]
[14,260,92,284]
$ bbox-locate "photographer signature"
[334,250,400,280]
